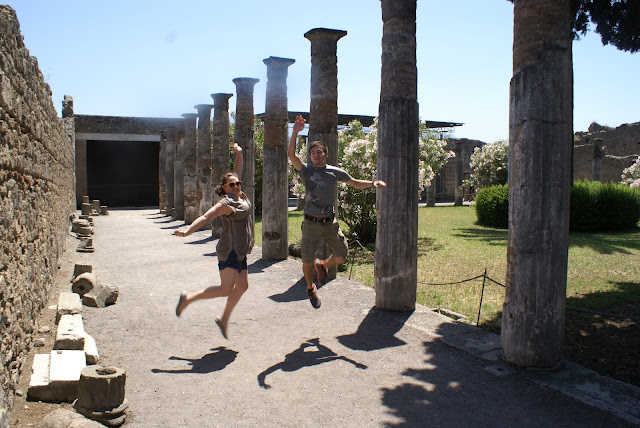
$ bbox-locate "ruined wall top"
[75,115,184,137]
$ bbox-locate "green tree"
[508,0,640,53]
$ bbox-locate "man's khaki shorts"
[300,219,348,264]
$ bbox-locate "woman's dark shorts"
[218,250,248,272]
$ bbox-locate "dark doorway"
[86,140,159,207]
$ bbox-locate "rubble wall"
[0,6,75,423]
[574,121,640,183]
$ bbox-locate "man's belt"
[304,214,335,224]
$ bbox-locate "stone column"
[233,77,260,221]
[591,138,604,182]
[210,93,234,238]
[165,126,176,217]
[426,183,436,207]
[195,104,214,219]
[182,113,199,224]
[454,142,464,206]
[173,126,185,220]
[158,130,167,214]
[502,0,572,369]
[375,0,419,311]
[262,56,295,260]
[304,27,347,280]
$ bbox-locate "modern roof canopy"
[255,111,463,130]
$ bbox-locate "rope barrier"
[301,237,637,325]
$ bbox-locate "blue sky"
[7,0,639,143]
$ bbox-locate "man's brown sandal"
[307,285,321,309]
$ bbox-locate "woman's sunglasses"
[224,181,242,188]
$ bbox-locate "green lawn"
[256,206,640,329]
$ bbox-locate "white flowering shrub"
[337,119,453,243]
[465,140,508,189]
[621,156,640,189]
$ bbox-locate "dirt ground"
[7,226,639,427]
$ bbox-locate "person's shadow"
[151,346,237,374]
[257,338,367,389]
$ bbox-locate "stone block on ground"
[83,332,100,365]
[39,408,105,428]
[72,272,96,297]
[54,314,85,350]
[70,264,93,282]
[82,283,118,308]
[28,350,87,403]
[56,292,82,324]
[49,350,87,402]
[74,365,128,427]
[77,238,95,253]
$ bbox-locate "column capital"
[181,112,198,120]
[304,28,347,43]
[263,56,295,68]
[211,93,234,108]
[233,77,260,87]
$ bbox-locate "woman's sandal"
[215,318,228,339]
[175,291,187,317]
[307,285,321,309]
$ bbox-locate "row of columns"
[159,0,569,370]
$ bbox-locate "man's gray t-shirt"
[299,163,352,217]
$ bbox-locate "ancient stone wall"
[0,6,75,423]
[573,121,640,183]
[437,138,484,201]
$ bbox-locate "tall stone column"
[165,126,176,217]
[210,93,233,238]
[173,126,185,220]
[375,0,419,311]
[195,104,214,219]
[304,27,347,280]
[454,143,464,206]
[262,56,295,260]
[182,113,199,224]
[233,77,260,221]
[502,0,572,369]
[591,138,604,182]
[158,130,167,214]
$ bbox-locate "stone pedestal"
[74,365,128,427]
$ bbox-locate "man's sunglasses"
[224,181,242,188]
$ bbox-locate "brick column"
[261,56,295,260]
[210,93,233,238]
[304,27,347,279]
[182,113,199,224]
[233,77,260,222]
[375,0,419,311]
[195,104,214,219]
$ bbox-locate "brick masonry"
[0,6,75,423]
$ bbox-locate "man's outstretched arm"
[288,114,304,172]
